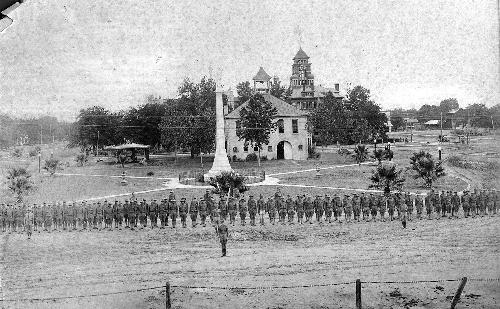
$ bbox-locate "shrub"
[44,158,61,176]
[369,162,405,194]
[12,148,23,158]
[246,153,258,161]
[338,148,351,156]
[308,145,320,159]
[146,171,154,176]
[28,149,38,157]
[75,153,88,166]
[409,151,445,188]
[352,145,368,164]
[7,167,34,202]
[208,171,248,197]
[260,155,268,161]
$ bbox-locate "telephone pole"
[440,112,443,142]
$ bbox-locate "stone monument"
[204,82,233,181]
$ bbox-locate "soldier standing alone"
[216,219,228,257]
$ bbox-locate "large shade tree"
[237,93,277,166]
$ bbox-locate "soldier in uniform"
[425,192,433,219]
[332,194,341,222]
[267,196,277,225]
[239,195,247,226]
[128,200,138,230]
[168,195,178,228]
[82,201,90,230]
[295,195,304,224]
[400,198,408,229]
[277,195,287,224]
[343,195,352,223]
[405,192,413,221]
[286,195,295,224]
[68,201,76,230]
[360,193,369,221]
[304,195,314,224]
[150,199,159,228]
[61,201,70,230]
[103,201,112,229]
[387,194,395,221]
[116,200,124,229]
[179,197,188,228]
[216,219,229,257]
[487,190,495,216]
[451,192,460,218]
[433,192,442,219]
[219,195,228,221]
[352,194,361,222]
[228,196,237,226]
[257,194,266,225]
[461,191,470,218]
[379,194,387,221]
[24,205,34,239]
[158,199,168,228]
[369,193,377,222]
[441,191,448,218]
[189,197,199,227]
[415,195,424,220]
[446,191,453,217]
[394,193,402,220]
[0,203,5,233]
[123,199,131,228]
[199,198,208,227]
[324,195,333,223]
[315,195,324,223]
[168,191,177,226]
[248,195,257,226]
[45,203,53,232]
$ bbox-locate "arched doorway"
[277,141,293,159]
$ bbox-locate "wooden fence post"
[166,281,171,309]
[356,279,362,309]
[450,277,467,309]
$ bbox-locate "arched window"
[277,119,284,133]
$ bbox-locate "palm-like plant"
[369,162,405,195]
[7,167,34,202]
[208,171,248,197]
[409,151,445,188]
[44,158,60,176]
[372,149,385,165]
[353,144,368,164]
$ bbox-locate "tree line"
[388,98,500,131]
[0,114,71,149]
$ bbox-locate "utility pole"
[40,126,43,144]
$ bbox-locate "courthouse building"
[225,92,311,161]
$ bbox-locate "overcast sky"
[0,0,498,121]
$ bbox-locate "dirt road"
[1,216,499,309]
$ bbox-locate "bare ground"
[1,216,499,309]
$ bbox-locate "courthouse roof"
[252,67,272,81]
[226,94,307,119]
[293,48,309,60]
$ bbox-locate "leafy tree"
[69,106,121,151]
[236,81,253,105]
[439,98,459,113]
[208,171,248,198]
[44,158,61,176]
[7,167,34,202]
[383,148,394,161]
[269,77,286,99]
[309,86,388,145]
[12,148,23,158]
[75,153,88,166]
[160,77,216,158]
[391,116,405,131]
[409,151,445,188]
[237,93,278,166]
[353,144,368,164]
[119,97,167,148]
[369,162,405,195]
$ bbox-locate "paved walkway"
[267,161,372,176]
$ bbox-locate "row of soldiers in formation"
[1,188,498,233]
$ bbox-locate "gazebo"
[104,143,150,162]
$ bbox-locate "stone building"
[288,47,344,111]
[225,93,311,160]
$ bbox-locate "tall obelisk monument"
[204,82,232,181]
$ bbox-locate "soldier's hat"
[193,197,197,199]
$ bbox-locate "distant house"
[225,93,311,160]
[423,120,440,129]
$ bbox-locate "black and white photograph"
[0,0,499,308]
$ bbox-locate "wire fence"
[1,277,498,303]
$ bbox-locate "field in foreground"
[1,216,499,309]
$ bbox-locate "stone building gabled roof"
[252,67,272,81]
[226,94,307,119]
[293,47,309,60]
